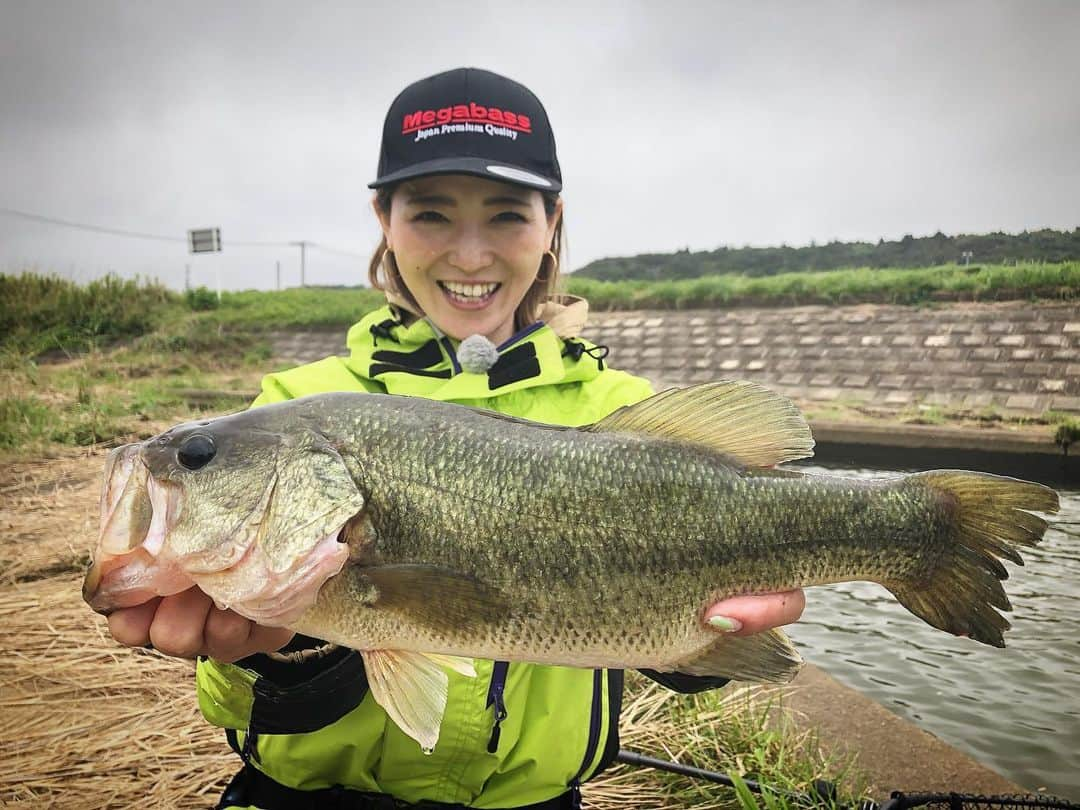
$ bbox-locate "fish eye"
[177,434,216,471]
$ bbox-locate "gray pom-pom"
[458,334,499,374]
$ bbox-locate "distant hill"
[574,227,1080,281]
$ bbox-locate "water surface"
[784,465,1079,798]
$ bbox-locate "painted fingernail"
[708,615,742,632]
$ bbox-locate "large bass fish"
[82,381,1059,750]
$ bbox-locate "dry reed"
[0,575,237,808]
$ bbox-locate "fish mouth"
[83,444,190,615]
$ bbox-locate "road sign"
[188,228,222,253]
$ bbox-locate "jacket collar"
[344,298,606,401]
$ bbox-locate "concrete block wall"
[270,300,1080,417]
[584,301,1080,415]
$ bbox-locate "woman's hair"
[367,184,565,332]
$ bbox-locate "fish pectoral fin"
[364,564,508,632]
[584,381,814,468]
[361,649,476,751]
[668,629,803,683]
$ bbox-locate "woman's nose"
[447,228,494,273]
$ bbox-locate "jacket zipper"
[486,661,509,753]
[568,669,604,809]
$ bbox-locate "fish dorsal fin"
[585,380,814,467]
[361,649,476,751]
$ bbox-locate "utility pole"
[291,241,309,286]
[185,264,191,291]
[276,260,281,291]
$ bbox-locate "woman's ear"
[547,196,564,249]
[372,194,392,249]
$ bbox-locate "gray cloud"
[1,0,1077,290]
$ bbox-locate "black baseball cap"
[369,67,562,193]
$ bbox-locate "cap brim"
[368,157,561,193]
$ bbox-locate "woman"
[107,67,805,809]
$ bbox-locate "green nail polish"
[708,615,742,632]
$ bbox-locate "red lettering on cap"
[400,103,533,134]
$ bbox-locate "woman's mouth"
[437,280,501,308]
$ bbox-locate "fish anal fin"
[586,381,814,468]
[364,564,508,633]
[361,649,476,751]
[666,629,803,683]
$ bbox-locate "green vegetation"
[0,274,383,369]
[1045,411,1080,452]
[3,262,1076,368]
[207,285,384,328]
[0,273,183,361]
[578,227,1080,281]
[0,335,273,458]
[590,673,864,809]
[567,261,1080,310]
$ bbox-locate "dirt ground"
[0,448,241,808]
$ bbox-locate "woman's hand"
[105,585,803,662]
[106,586,295,663]
[704,589,805,636]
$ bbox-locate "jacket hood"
[344,299,607,401]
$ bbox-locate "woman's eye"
[412,210,448,223]
[493,211,528,223]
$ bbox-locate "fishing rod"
[615,749,865,808]
[615,749,1079,810]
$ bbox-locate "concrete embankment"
[781,664,1025,798]
[267,298,1079,794]
[273,299,1079,484]
[272,298,1080,419]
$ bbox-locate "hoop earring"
[539,250,559,280]
[381,248,396,279]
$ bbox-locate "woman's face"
[375,174,560,345]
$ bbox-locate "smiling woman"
[101,66,806,810]
[370,174,563,344]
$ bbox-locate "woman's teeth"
[439,281,500,302]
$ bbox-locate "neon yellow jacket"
[196,304,658,808]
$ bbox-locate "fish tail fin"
[888,471,1059,648]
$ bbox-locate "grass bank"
[0,327,276,459]
[568,261,1080,310]
[3,263,1076,361]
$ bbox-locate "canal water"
[784,465,1079,799]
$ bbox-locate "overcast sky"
[1,1,1077,291]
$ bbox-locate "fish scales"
[293,394,953,668]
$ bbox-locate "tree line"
[574,227,1080,281]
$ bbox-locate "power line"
[307,242,368,260]
[0,206,184,243]
[0,205,367,258]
